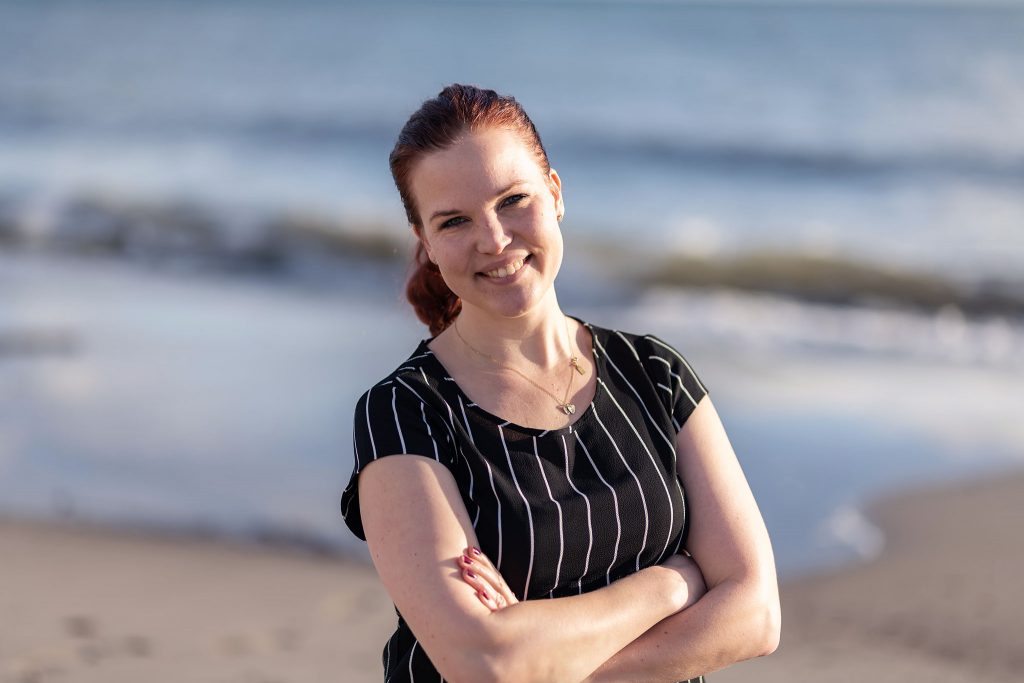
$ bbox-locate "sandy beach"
[0,520,395,683]
[3,3,1023,681]
[714,471,1024,683]
[2,471,1021,683]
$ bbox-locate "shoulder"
[356,340,444,407]
[586,321,681,369]
[349,340,458,474]
[588,322,708,421]
[351,340,462,455]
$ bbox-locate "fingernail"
[471,547,482,556]
[467,569,476,578]
[462,555,473,565]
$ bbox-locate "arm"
[585,395,781,682]
[358,453,692,683]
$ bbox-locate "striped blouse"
[341,316,709,682]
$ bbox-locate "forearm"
[584,576,780,683]
[469,566,684,683]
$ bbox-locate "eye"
[440,216,468,229]
[501,193,528,208]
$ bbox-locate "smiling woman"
[339,84,780,683]
[409,125,563,327]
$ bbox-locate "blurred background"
[1,0,1022,680]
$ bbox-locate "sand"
[714,472,1024,683]
[2,471,1022,683]
[0,522,394,683]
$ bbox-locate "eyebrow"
[428,181,528,224]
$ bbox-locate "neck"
[452,298,574,372]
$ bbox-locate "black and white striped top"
[341,316,709,683]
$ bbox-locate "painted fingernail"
[467,569,476,578]
[471,547,482,556]
[462,555,473,565]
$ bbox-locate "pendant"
[560,403,576,415]
[570,356,585,375]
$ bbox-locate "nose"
[475,215,512,254]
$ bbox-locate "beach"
[0,517,395,683]
[1,252,1023,682]
[3,470,1021,683]
[2,3,1023,681]
[715,471,1024,683]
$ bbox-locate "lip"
[477,254,532,282]
[476,254,532,276]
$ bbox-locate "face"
[409,127,564,321]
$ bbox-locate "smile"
[482,255,530,280]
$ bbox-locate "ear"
[548,169,564,221]
[413,224,436,264]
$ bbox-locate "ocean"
[1,0,1022,578]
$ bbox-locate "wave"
[818,503,885,565]
[558,132,1024,182]
[2,190,1022,321]
[0,191,403,273]
[626,249,1024,318]
[626,286,1024,367]
[3,106,1022,183]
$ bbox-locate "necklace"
[452,315,587,416]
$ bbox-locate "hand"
[457,546,520,612]
[658,551,708,612]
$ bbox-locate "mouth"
[478,254,533,280]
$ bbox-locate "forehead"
[410,128,544,210]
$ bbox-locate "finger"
[458,567,502,611]
[459,554,517,604]
[460,549,507,588]
[464,546,494,572]
[458,551,499,585]
[462,567,511,607]
[476,588,499,611]
[459,565,497,592]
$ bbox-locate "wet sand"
[2,470,1022,683]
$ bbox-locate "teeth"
[486,257,525,279]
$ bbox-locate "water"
[1,0,1022,278]
[1,252,1022,577]
[1,0,1023,578]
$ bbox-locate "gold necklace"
[452,315,587,416]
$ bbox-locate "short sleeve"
[641,334,709,433]
[340,380,457,541]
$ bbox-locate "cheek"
[522,203,555,235]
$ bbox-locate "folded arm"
[461,397,780,681]
[584,395,781,682]
[358,454,694,683]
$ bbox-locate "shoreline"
[3,470,1022,682]
[716,469,1024,683]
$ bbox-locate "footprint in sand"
[121,634,152,658]
[217,633,253,657]
[59,615,153,666]
[4,651,69,683]
[214,627,303,658]
[76,640,118,666]
[272,627,301,653]
[62,615,97,640]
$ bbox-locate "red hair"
[390,84,552,336]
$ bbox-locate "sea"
[1,0,1022,579]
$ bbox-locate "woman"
[340,84,780,683]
